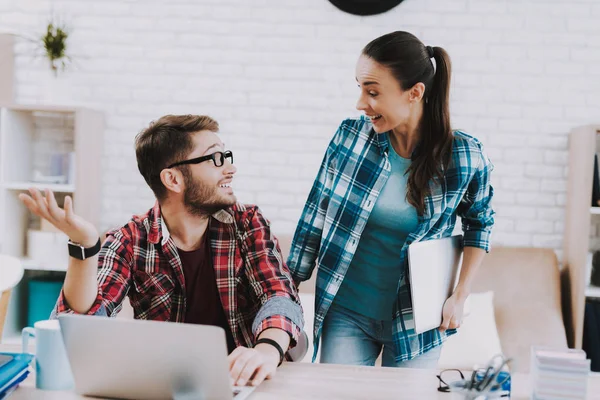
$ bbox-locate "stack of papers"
[0,353,34,399]
[530,347,590,400]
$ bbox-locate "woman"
[287,31,494,368]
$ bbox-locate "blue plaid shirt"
[288,116,495,362]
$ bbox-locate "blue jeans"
[320,303,442,368]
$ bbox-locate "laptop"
[57,314,256,400]
[406,235,464,334]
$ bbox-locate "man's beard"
[182,170,235,217]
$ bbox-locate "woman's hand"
[439,289,468,332]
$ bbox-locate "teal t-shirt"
[334,140,419,321]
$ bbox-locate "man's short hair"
[135,114,219,201]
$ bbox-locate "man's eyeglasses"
[167,150,234,169]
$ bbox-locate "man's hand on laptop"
[228,345,279,387]
[19,188,99,246]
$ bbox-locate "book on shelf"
[593,153,600,207]
[31,152,76,185]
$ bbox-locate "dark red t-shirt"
[178,234,236,353]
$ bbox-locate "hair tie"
[426,46,434,58]
[425,45,436,75]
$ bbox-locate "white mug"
[22,319,74,390]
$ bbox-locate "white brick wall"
[3,0,600,252]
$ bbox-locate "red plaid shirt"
[55,202,303,347]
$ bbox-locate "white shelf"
[20,257,68,272]
[2,104,79,113]
[0,104,103,349]
[591,207,600,215]
[2,182,75,192]
[586,285,600,299]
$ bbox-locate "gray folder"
[407,235,464,334]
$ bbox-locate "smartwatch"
[68,238,101,260]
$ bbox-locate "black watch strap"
[255,338,284,367]
[68,238,101,260]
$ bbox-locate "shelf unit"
[563,124,600,349]
[0,104,104,342]
[2,182,75,192]
[586,285,600,299]
[0,34,13,105]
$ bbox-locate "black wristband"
[68,238,102,260]
[255,338,284,367]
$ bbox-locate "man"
[19,114,304,387]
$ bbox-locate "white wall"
[2,0,600,251]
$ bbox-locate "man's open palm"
[19,188,98,246]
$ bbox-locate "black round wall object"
[328,0,406,16]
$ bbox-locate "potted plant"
[41,18,70,75]
[0,16,75,104]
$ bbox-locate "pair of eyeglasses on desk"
[436,355,512,398]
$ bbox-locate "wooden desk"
[3,344,600,399]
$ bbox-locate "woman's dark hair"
[135,114,219,201]
[363,31,453,216]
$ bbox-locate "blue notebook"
[0,353,34,399]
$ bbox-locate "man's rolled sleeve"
[51,287,107,318]
[242,206,305,346]
[252,296,303,346]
